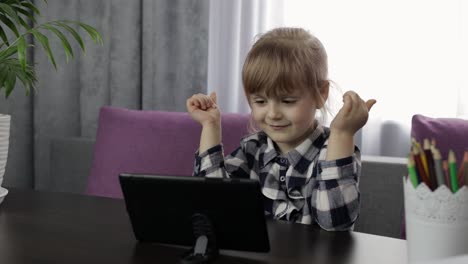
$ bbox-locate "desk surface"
[0,188,407,264]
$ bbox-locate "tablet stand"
[180,213,219,264]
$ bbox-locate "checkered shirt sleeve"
[313,149,361,231]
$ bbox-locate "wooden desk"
[0,188,407,263]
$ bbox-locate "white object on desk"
[414,254,468,264]
[0,114,10,187]
[0,187,8,204]
[404,178,468,263]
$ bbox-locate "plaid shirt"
[194,124,361,231]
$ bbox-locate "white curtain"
[282,0,467,157]
[459,0,468,119]
[207,0,284,113]
[208,0,468,158]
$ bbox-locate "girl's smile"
[269,124,290,130]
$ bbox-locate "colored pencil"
[423,139,436,190]
[464,161,468,188]
[407,154,420,188]
[431,147,445,188]
[448,150,459,193]
[412,147,430,188]
[457,151,468,186]
[419,148,429,178]
[443,160,451,190]
[412,138,429,177]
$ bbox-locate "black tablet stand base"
[180,213,219,264]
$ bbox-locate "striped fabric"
[194,124,361,231]
[0,114,11,186]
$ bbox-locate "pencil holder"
[403,177,468,263]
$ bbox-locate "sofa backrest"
[354,155,407,239]
[85,106,250,198]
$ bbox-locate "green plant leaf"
[0,3,21,24]
[75,22,103,45]
[12,58,37,95]
[0,13,19,37]
[52,21,85,52]
[19,1,41,17]
[0,58,36,97]
[16,12,30,30]
[42,24,73,63]
[14,63,35,96]
[31,29,56,69]
[0,25,9,46]
[0,1,102,97]
[17,35,26,71]
[5,67,16,97]
[0,64,7,93]
[0,44,18,60]
[12,4,36,25]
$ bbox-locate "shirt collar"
[259,133,277,168]
[287,124,328,168]
[259,123,330,169]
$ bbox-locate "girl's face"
[249,89,322,154]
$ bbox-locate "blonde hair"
[242,27,329,107]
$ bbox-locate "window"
[283,0,468,156]
[284,0,467,118]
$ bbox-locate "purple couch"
[86,106,250,198]
[43,105,410,238]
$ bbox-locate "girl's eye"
[253,100,266,104]
[283,99,297,104]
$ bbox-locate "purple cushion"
[86,106,250,198]
[411,114,468,162]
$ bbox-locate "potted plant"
[0,0,102,197]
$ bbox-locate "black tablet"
[119,173,270,252]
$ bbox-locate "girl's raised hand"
[186,92,221,127]
[330,91,376,136]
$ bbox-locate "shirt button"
[280,176,286,182]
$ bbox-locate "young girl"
[186,27,376,231]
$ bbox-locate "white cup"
[404,178,468,263]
